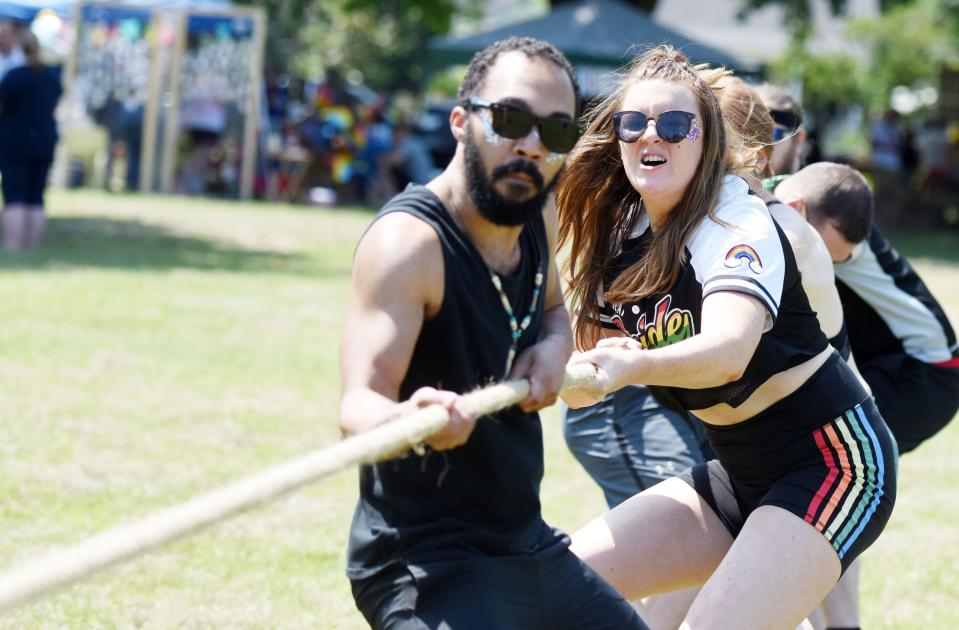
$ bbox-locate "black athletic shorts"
[858,353,959,454]
[350,537,647,629]
[0,155,53,206]
[678,354,898,575]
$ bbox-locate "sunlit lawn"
[0,190,956,628]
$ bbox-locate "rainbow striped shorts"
[681,355,898,574]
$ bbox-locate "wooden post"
[240,8,266,200]
[139,8,162,193]
[160,8,186,195]
[49,2,84,189]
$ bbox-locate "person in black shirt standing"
[0,30,61,251]
[339,37,646,629]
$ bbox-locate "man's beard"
[464,126,561,227]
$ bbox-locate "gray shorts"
[563,385,709,508]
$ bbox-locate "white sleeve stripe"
[703,283,779,318]
[705,274,780,309]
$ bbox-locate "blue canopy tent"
[0,1,70,21]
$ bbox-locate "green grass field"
[0,190,956,628]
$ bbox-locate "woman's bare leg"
[641,587,700,630]
[683,505,841,630]
[817,559,860,629]
[25,205,45,248]
[2,203,27,251]
[571,477,734,600]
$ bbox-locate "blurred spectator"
[0,19,23,81]
[278,70,446,205]
[412,101,456,169]
[177,99,228,195]
[870,110,903,172]
[804,119,824,165]
[384,123,437,190]
[754,83,806,176]
[0,30,62,250]
[870,110,906,222]
[95,88,145,192]
[352,104,394,204]
[913,118,959,227]
[298,70,362,201]
[900,125,920,180]
[266,69,290,134]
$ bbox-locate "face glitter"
[477,109,504,146]
[686,118,702,143]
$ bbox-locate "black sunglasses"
[770,109,802,142]
[612,110,697,144]
[465,97,582,154]
[769,109,802,133]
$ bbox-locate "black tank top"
[347,185,559,579]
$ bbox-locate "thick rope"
[0,363,598,611]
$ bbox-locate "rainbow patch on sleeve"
[724,244,763,274]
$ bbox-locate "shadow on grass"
[0,217,332,276]
[885,228,959,265]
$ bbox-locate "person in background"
[0,30,61,250]
[99,88,145,192]
[0,19,24,82]
[754,83,806,186]
[383,123,439,190]
[869,110,906,223]
[776,161,959,630]
[870,111,903,173]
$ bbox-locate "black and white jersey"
[835,226,959,367]
[596,176,827,410]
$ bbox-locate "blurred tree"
[236,0,312,63]
[759,0,959,159]
[736,0,914,42]
[237,0,482,92]
[764,0,959,115]
[768,47,863,113]
[847,0,959,112]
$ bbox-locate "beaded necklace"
[487,262,545,378]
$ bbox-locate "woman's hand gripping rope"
[562,337,643,409]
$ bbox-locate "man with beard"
[339,37,647,629]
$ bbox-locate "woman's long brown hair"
[556,46,729,349]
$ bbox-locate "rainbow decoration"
[724,244,763,274]
[805,405,888,560]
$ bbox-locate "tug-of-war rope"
[0,364,598,611]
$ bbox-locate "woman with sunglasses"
[556,46,897,628]
[627,71,873,629]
